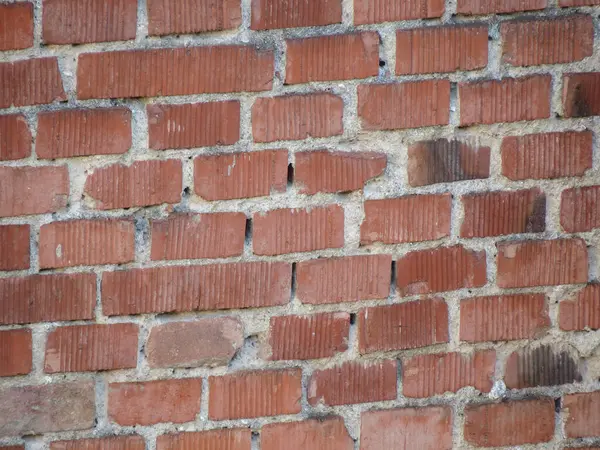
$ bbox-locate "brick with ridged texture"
[457,0,546,14]
[51,436,146,450]
[0,225,30,271]
[0,58,65,108]
[354,0,445,24]
[561,185,600,232]
[251,0,342,30]
[0,3,33,50]
[0,329,32,377]
[563,73,600,118]
[156,429,251,450]
[559,284,600,331]
[564,391,600,438]
[0,115,31,161]
[262,417,354,450]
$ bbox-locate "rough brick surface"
[156,430,251,450]
[354,0,445,24]
[0,114,31,161]
[563,73,600,118]
[559,284,600,331]
[0,58,66,108]
[51,436,146,450]
[251,0,342,30]
[564,391,600,438]
[0,225,30,271]
[561,0,600,4]
[0,329,32,377]
[0,3,33,50]
[457,0,546,14]
[561,185,600,232]
[261,417,354,450]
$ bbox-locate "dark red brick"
[0,3,33,50]
[0,114,31,161]
[559,284,600,331]
[0,329,32,377]
[0,58,66,108]
[0,225,30,271]
[561,185,600,232]
[563,73,600,118]
[251,0,341,30]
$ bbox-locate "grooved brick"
[501,131,593,180]
[502,16,593,66]
[0,3,33,50]
[39,219,135,268]
[396,245,487,296]
[0,58,65,108]
[252,205,344,256]
[496,238,588,288]
[51,436,146,450]
[102,262,291,316]
[44,323,139,373]
[0,273,96,325]
[261,417,354,450]
[194,150,288,200]
[252,93,343,142]
[36,108,132,159]
[295,150,386,194]
[360,194,452,245]
[396,25,488,75]
[458,0,546,14]
[0,225,30,271]
[460,294,550,342]
[296,254,392,305]
[561,185,600,232]
[0,114,31,161]
[251,0,341,30]
[156,430,251,450]
[286,32,379,84]
[358,81,450,130]
[563,73,600,118]
[564,391,600,438]
[147,0,241,36]
[403,350,495,397]
[354,0,445,24]
[0,329,32,377]
[147,101,240,150]
[77,46,274,99]
[84,160,182,210]
[464,399,555,446]
[150,213,246,261]
[358,298,449,353]
[269,312,350,360]
[308,360,397,406]
[559,284,600,331]
[209,369,302,420]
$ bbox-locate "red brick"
[560,284,600,331]
[460,75,551,126]
[561,0,600,4]
[269,312,350,360]
[146,317,243,368]
[150,213,246,261]
[354,0,445,24]
[461,188,546,237]
[39,219,135,268]
[77,46,273,99]
[563,73,600,118]
[45,323,139,373]
[0,3,33,50]
[561,185,600,232]
[464,399,555,446]
[0,114,31,161]
[37,108,131,159]
[296,254,391,305]
[51,436,146,450]
[359,81,450,130]
[148,101,239,150]
[564,391,600,438]
[156,430,250,450]
[253,205,344,256]
[497,238,588,288]
[251,0,341,30]
[194,150,288,200]
[0,329,32,377]
[0,166,69,218]
[360,194,451,245]
[252,93,343,142]
[502,16,593,67]
[359,298,449,353]
[295,150,386,194]
[397,25,488,75]
[147,0,241,36]
[0,225,29,271]
[102,262,290,315]
[286,32,379,84]
[460,294,550,342]
[84,160,182,210]
[262,417,354,450]
[0,273,96,325]
[396,245,487,296]
[403,350,495,397]
[308,360,397,406]
[0,58,66,108]
[209,369,302,420]
[501,131,593,180]
[457,0,546,14]
[108,378,202,426]
[361,406,453,450]
[0,382,95,437]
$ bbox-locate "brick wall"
[1,0,600,449]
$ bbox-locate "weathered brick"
[359,299,449,353]
[77,46,273,99]
[146,318,243,368]
[253,205,344,256]
[251,0,341,30]
[0,114,31,161]
[359,81,450,130]
[561,0,600,4]
[360,194,452,245]
[0,58,66,108]
[496,239,588,288]
[150,213,246,261]
[396,245,487,296]
[0,3,33,50]
[51,436,146,450]
[262,417,354,450]
[561,185,600,232]
[194,150,288,201]
[0,166,69,218]
[286,32,379,84]
[108,379,202,426]
[0,225,30,271]
[560,284,600,331]
[45,324,139,373]
[209,369,302,420]
[457,0,546,14]
[564,391,600,438]
[269,312,350,360]
[0,329,32,377]
[563,73,600,118]
[252,93,343,142]
[37,108,132,159]
[102,262,290,316]
[308,360,397,406]
[354,0,445,24]
[156,430,250,450]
